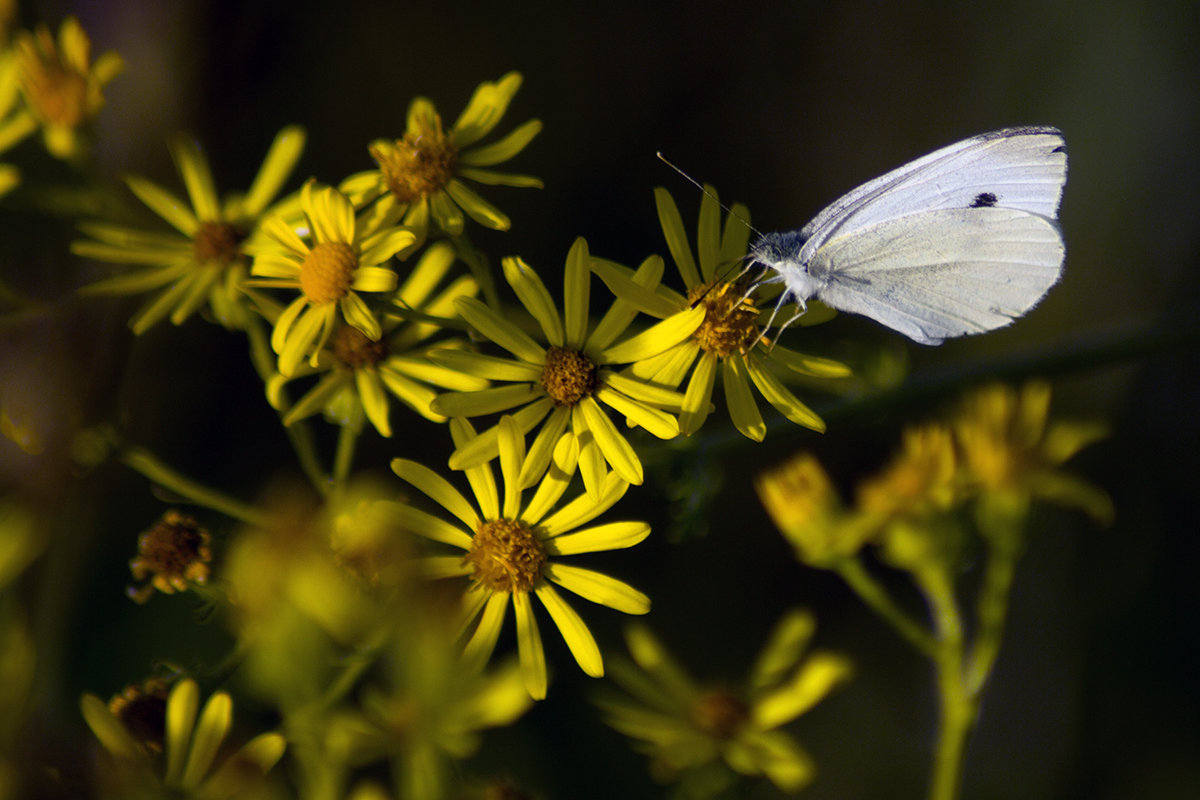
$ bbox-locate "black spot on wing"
[970,192,999,208]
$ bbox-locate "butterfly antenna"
[656,152,760,236]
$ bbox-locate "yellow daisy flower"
[389,415,652,700]
[430,236,703,495]
[0,50,37,197]
[13,15,123,160]
[341,71,542,238]
[266,241,489,436]
[81,677,286,798]
[326,595,534,799]
[73,126,306,333]
[592,186,853,441]
[596,610,852,794]
[249,180,415,377]
[953,381,1113,520]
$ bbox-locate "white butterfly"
[749,127,1068,345]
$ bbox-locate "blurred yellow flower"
[954,381,1112,520]
[326,597,534,799]
[13,15,122,160]
[81,677,286,799]
[0,50,35,197]
[75,126,307,333]
[755,451,869,566]
[597,610,851,794]
[857,424,960,519]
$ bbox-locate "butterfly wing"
[809,207,1064,345]
[797,127,1067,262]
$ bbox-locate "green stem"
[966,496,1027,694]
[120,447,266,526]
[318,626,390,711]
[966,541,1019,694]
[244,316,330,496]
[332,424,359,488]
[834,556,940,659]
[920,567,973,800]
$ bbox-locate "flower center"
[331,325,388,369]
[465,518,546,593]
[108,679,170,754]
[690,690,749,740]
[192,221,247,266]
[18,51,89,127]
[688,281,761,357]
[541,346,597,407]
[371,113,458,204]
[299,241,358,304]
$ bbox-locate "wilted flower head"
[126,509,213,604]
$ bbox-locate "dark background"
[3,1,1198,798]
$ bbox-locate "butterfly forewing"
[797,127,1067,262]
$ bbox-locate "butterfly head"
[749,230,824,303]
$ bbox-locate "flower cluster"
[0,25,1110,798]
[757,381,1111,570]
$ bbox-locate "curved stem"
[919,567,972,800]
[332,424,359,489]
[966,495,1027,694]
[120,447,266,526]
[834,556,939,659]
[244,315,330,496]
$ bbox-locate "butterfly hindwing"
[809,207,1064,344]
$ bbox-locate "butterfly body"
[749,127,1068,345]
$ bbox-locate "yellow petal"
[535,582,603,678]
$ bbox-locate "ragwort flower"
[597,610,851,794]
[325,593,534,800]
[431,237,702,495]
[13,15,123,160]
[266,241,488,436]
[81,677,286,799]
[390,415,652,699]
[755,451,870,566]
[249,181,414,376]
[953,381,1112,520]
[342,71,542,238]
[593,186,852,441]
[0,50,36,197]
[74,126,306,333]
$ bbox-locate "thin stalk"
[332,424,359,488]
[919,567,973,800]
[834,556,939,659]
[120,447,266,526]
[244,316,330,495]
